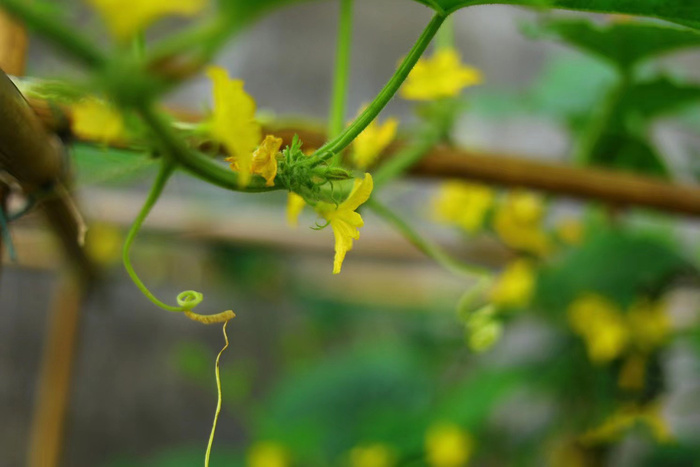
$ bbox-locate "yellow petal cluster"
[317,173,374,274]
[433,181,494,233]
[580,402,673,445]
[227,134,283,187]
[71,98,125,144]
[206,66,261,187]
[493,190,550,256]
[567,294,670,365]
[556,218,584,246]
[247,442,289,467]
[490,259,536,308]
[287,192,306,228]
[425,423,474,467]
[352,115,398,169]
[349,444,396,467]
[87,0,207,41]
[400,48,482,101]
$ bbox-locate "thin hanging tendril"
[205,320,231,467]
[122,159,233,322]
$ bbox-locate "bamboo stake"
[27,274,84,467]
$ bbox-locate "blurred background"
[2,0,700,466]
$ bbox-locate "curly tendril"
[122,159,234,324]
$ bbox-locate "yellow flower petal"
[71,98,125,144]
[493,190,551,256]
[349,444,396,467]
[556,218,584,245]
[627,300,670,352]
[352,115,398,169]
[87,0,207,41]
[425,423,474,467]
[317,173,374,274]
[287,192,306,228]
[251,135,283,186]
[207,66,261,187]
[490,259,536,308]
[568,294,629,364]
[433,181,494,234]
[247,442,288,467]
[401,48,482,101]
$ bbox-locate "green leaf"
[217,0,317,30]
[533,19,700,70]
[536,228,693,311]
[616,76,700,121]
[412,0,700,30]
[71,143,157,186]
[588,130,669,176]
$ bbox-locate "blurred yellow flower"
[287,192,306,228]
[352,114,398,169]
[425,422,473,467]
[464,305,502,352]
[490,259,536,308]
[433,181,494,233]
[206,66,261,187]
[618,353,647,390]
[316,173,373,274]
[349,444,396,467]
[493,190,550,256]
[580,403,673,445]
[247,441,288,467]
[87,0,207,41]
[71,98,125,144]
[568,294,629,364]
[401,48,482,100]
[627,300,670,352]
[556,218,584,246]
[85,222,123,265]
[227,134,282,187]
[568,295,671,366]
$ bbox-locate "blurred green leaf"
[536,228,693,311]
[217,0,317,30]
[254,343,433,463]
[412,0,700,30]
[617,76,700,121]
[533,19,700,70]
[71,143,157,186]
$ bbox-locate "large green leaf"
[536,228,693,311]
[616,76,700,121]
[413,0,700,30]
[533,19,700,70]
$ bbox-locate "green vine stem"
[136,104,278,193]
[311,12,447,165]
[435,14,455,50]
[0,0,106,68]
[122,159,189,312]
[329,0,354,166]
[367,198,490,279]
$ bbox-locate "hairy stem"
[312,12,446,165]
[329,0,354,165]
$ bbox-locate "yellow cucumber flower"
[556,218,584,245]
[317,173,374,274]
[349,444,396,467]
[490,259,536,308]
[227,134,282,187]
[71,97,125,144]
[627,300,670,352]
[287,192,306,227]
[425,423,474,467]
[206,66,261,187]
[352,114,398,169]
[433,181,494,233]
[493,190,551,256]
[400,48,482,101]
[568,294,629,364]
[247,441,289,467]
[87,0,207,42]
